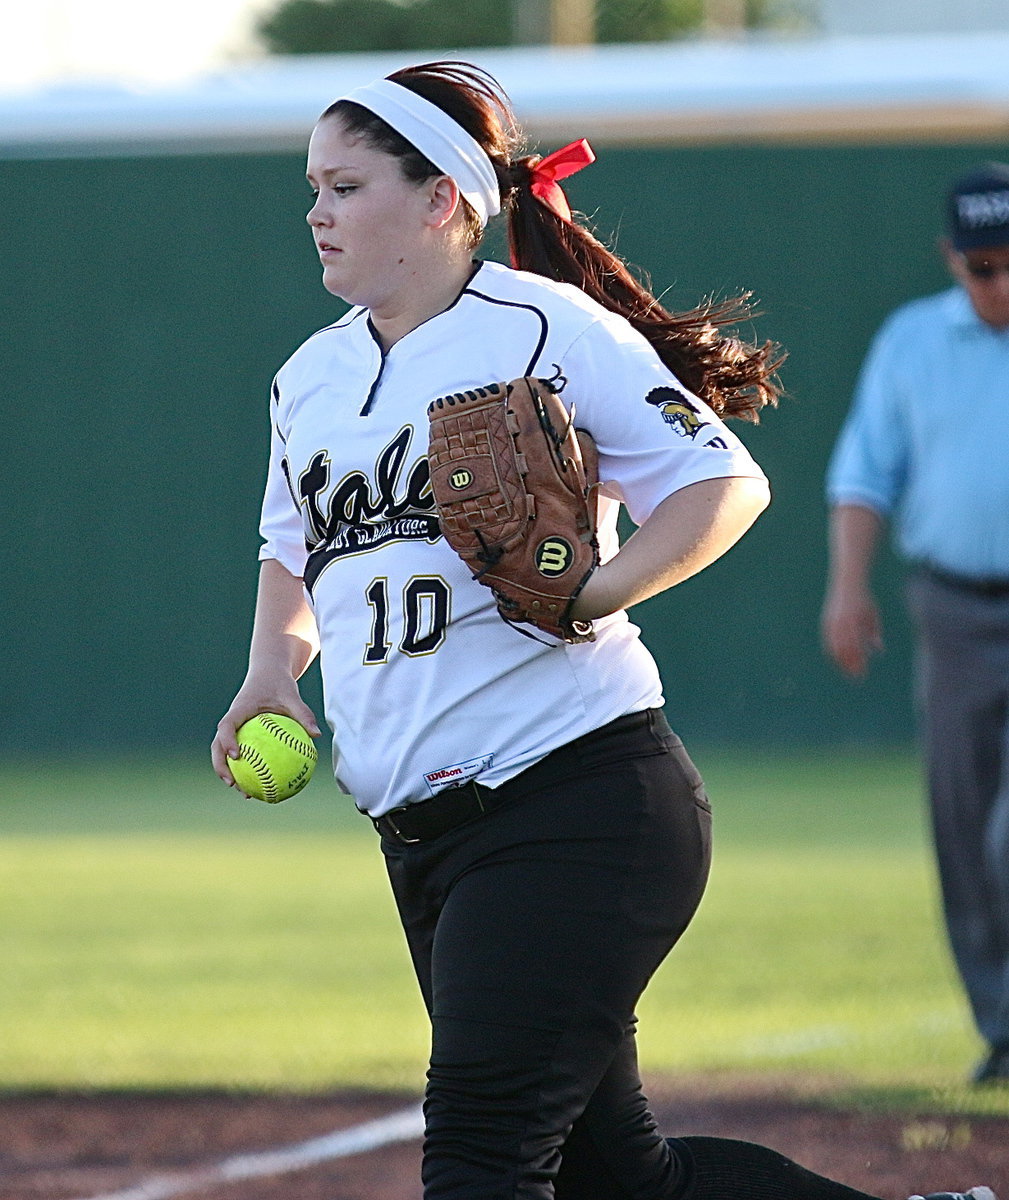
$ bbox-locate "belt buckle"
[379,809,422,845]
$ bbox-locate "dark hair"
[323,62,784,422]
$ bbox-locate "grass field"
[3,745,1007,1116]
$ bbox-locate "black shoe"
[971,1043,1009,1085]
[907,1189,998,1200]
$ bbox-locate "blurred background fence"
[3,36,1008,755]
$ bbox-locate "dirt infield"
[2,1079,1007,1200]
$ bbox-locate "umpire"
[822,163,1009,1086]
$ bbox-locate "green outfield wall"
[3,139,1003,753]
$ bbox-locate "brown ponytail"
[506,170,784,421]
[329,60,784,421]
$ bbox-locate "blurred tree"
[257,0,507,52]
[256,0,801,52]
[597,0,701,43]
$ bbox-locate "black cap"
[947,162,1009,250]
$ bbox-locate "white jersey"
[260,260,765,817]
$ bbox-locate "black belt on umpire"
[918,563,1009,599]
[370,709,657,846]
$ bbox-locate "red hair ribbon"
[528,138,596,223]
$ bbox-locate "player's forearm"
[246,558,321,682]
[825,504,884,593]
[572,475,770,620]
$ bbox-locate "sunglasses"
[960,257,1009,280]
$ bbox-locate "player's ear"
[426,175,461,229]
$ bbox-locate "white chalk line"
[73,1102,425,1200]
[68,1013,964,1199]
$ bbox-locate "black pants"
[381,709,712,1200]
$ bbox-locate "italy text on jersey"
[300,425,438,595]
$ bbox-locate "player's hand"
[211,676,321,787]
[820,584,884,678]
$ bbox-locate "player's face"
[945,241,1009,329]
[305,116,441,310]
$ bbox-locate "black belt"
[372,778,510,844]
[371,709,658,846]
[920,564,1009,599]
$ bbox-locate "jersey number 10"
[364,576,450,664]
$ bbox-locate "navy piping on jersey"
[271,376,304,511]
[359,263,484,417]
[461,288,550,378]
[306,306,369,343]
[356,267,550,416]
[294,308,385,419]
[282,305,372,371]
[270,377,285,443]
[360,318,387,416]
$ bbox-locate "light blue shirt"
[826,285,1009,578]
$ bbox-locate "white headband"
[337,78,501,227]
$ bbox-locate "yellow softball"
[230,713,318,803]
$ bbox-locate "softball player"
[212,61,996,1200]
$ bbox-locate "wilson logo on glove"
[535,538,574,577]
[427,377,600,644]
